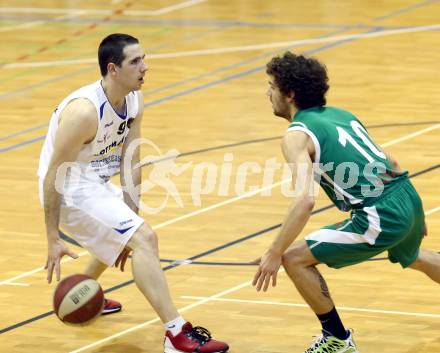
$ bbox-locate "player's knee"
[128,224,158,252]
[282,253,301,270]
[282,241,317,270]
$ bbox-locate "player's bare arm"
[43,98,98,283]
[253,131,315,292]
[120,91,144,215]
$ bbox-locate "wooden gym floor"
[0,0,439,352]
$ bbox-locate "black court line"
[1,164,438,335]
[161,260,256,266]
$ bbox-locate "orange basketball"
[53,274,104,325]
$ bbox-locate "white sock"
[164,316,187,336]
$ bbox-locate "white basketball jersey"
[38,80,140,183]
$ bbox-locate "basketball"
[53,274,104,325]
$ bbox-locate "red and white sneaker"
[164,322,229,353]
[101,298,122,315]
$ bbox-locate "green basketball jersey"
[288,106,407,211]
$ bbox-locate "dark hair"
[266,52,329,110]
[98,33,139,76]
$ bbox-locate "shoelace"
[305,334,328,353]
[186,326,212,345]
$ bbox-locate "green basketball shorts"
[306,179,425,269]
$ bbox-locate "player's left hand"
[115,248,131,272]
[252,249,282,292]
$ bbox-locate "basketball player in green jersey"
[252,52,440,353]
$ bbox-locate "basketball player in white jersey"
[38,33,228,353]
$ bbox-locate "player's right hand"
[45,239,79,283]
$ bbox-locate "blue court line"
[0,26,349,146]
[144,65,265,109]
[2,22,435,154]
[143,26,381,108]
[0,24,222,104]
[14,0,437,148]
[4,17,434,148]
[1,14,435,142]
[0,66,95,102]
[373,0,439,22]
[0,25,229,141]
[1,1,436,149]
[143,25,352,97]
[2,163,437,334]
[0,135,46,153]
[0,0,435,139]
[0,123,48,142]
[0,26,406,153]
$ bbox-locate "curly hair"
[266,52,329,110]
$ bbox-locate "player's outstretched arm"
[253,131,315,292]
[43,99,97,283]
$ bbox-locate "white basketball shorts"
[39,177,144,266]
